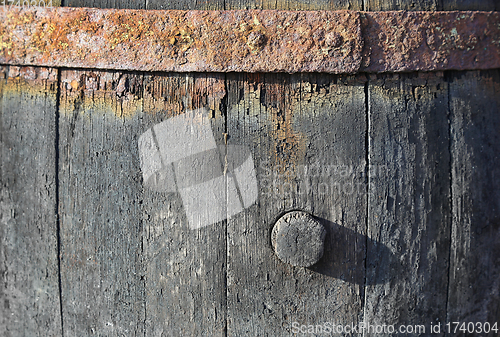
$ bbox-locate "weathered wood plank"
[59,2,228,336]
[0,66,62,336]
[65,0,145,9]
[226,72,368,335]
[448,70,500,334]
[225,0,362,10]
[58,70,146,336]
[146,0,224,10]
[365,73,451,334]
[365,0,438,10]
[141,72,227,336]
[366,0,497,10]
[441,0,497,10]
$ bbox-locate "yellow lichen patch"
[169,27,194,52]
[235,17,267,54]
[60,91,143,121]
[0,66,58,97]
[19,9,99,61]
[31,18,69,56]
[103,11,195,56]
[0,79,57,103]
[107,12,154,50]
[1,11,36,58]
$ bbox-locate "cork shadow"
[309,217,398,285]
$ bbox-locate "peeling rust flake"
[0,7,499,74]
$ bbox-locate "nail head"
[271,211,326,267]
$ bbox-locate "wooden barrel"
[1,0,499,336]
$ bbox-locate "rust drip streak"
[0,7,499,74]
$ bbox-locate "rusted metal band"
[361,11,500,73]
[0,7,499,73]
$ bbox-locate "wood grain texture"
[65,0,145,9]
[141,72,227,336]
[0,66,62,337]
[225,0,362,10]
[364,0,438,10]
[441,0,497,10]
[448,70,500,333]
[226,73,368,336]
[17,2,499,337]
[146,0,224,10]
[365,0,498,10]
[58,69,146,336]
[365,73,451,333]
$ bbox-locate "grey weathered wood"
[58,2,227,336]
[146,0,224,10]
[141,72,227,336]
[448,70,500,334]
[226,73,367,335]
[0,66,62,336]
[441,0,497,10]
[365,73,451,334]
[366,0,497,10]
[8,1,498,336]
[58,70,146,336]
[364,0,438,10]
[65,0,145,8]
[225,0,362,10]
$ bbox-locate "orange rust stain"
[143,75,188,117]
[60,70,143,120]
[266,87,307,179]
[269,105,307,180]
[29,10,99,61]
[58,70,226,120]
[1,7,364,73]
[70,79,79,90]
[1,11,35,57]
[233,78,307,180]
[144,74,226,116]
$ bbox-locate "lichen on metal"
[0,7,499,73]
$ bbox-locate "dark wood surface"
[0,66,62,336]
[58,69,146,336]
[1,0,499,336]
[226,73,367,335]
[141,72,227,336]
[448,70,500,329]
[366,0,497,10]
[146,0,224,10]
[65,0,145,9]
[225,0,362,10]
[366,72,451,333]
